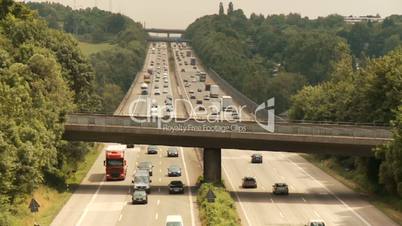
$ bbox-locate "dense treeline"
[28,2,147,113]
[185,3,402,113]
[0,1,100,224]
[187,2,402,203]
[290,47,402,196]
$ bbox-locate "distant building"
[344,15,384,24]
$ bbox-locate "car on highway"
[197,88,202,92]
[147,145,159,154]
[305,220,326,226]
[189,90,194,94]
[167,147,179,157]
[126,144,134,148]
[168,180,184,194]
[154,89,161,95]
[132,190,148,204]
[181,68,185,72]
[190,95,196,99]
[166,215,183,226]
[251,154,263,163]
[168,165,182,177]
[196,99,203,105]
[132,170,151,193]
[137,161,153,176]
[242,177,257,188]
[166,105,174,112]
[185,83,191,88]
[272,183,289,195]
[203,95,210,101]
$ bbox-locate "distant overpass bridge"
[144,28,188,42]
[146,36,190,43]
[144,28,185,34]
[63,114,391,156]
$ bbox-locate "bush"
[197,183,240,226]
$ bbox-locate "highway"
[52,41,397,226]
[171,42,398,226]
[52,42,202,226]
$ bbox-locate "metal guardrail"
[66,114,392,139]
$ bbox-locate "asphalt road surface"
[51,42,201,226]
[171,42,398,226]
[53,41,397,226]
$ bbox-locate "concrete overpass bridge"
[146,36,190,43]
[144,28,186,41]
[63,114,392,182]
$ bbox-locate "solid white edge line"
[75,176,105,226]
[287,156,371,226]
[180,147,196,226]
[222,164,253,226]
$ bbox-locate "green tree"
[227,2,234,15]
[219,2,224,15]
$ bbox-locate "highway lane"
[52,42,202,226]
[171,41,397,226]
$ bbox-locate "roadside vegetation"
[0,1,100,225]
[28,2,148,113]
[0,2,146,225]
[197,182,241,226]
[187,2,402,222]
[185,2,402,113]
[9,144,103,226]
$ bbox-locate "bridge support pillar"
[167,33,170,39]
[203,148,221,183]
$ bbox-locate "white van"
[166,215,183,226]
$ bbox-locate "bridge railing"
[66,114,392,139]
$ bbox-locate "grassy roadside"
[197,182,241,226]
[78,41,116,56]
[12,143,104,226]
[303,154,402,225]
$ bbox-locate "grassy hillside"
[78,41,116,56]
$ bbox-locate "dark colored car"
[169,180,185,194]
[126,144,134,148]
[272,183,289,195]
[147,145,158,154]
[167,147,179,157]
[132,190,148,204]
[251,154,263,163]
[242,177,257,188]
[168,165,182,177]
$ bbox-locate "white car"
[154,89,161,95]
[166,215,183,226]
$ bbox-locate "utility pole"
[109,0,112,12]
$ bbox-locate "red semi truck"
[104,145,127,181]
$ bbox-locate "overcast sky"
[27,0,402,29]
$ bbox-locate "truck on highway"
[210,84,219,98]
[104,145,127,181]
[190,57,196,65]
[221,96,233,111]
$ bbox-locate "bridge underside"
[63,124,378,156]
